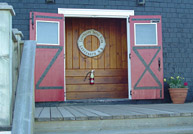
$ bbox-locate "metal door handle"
[158,58,161,71]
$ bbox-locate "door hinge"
[129,53,131,59]
[128,17,130,23]
[130,90,132,96]
[31,12,34,29]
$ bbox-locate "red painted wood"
[30,12,64,102]
[130,15,164,100]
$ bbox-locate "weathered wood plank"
[64,106,88,120]
[71,106,100,120]
[104,20,110,68]
[35,107,43,119]
[116,20,122,68]
[88,105,124,119]
[58,107,75,120]
[66,69,128,77]
[92,19,99,68]
[66,90,128,100]
[79,19,86,69]
[66,76,128,84]
[38,107,50,121]
[92,36,99,68]
[66,84,128,92]
[85,19,92,69]
[79,106,112,120]
[50,107,63,121]
[66,18,73,69]
[97,19,105,69]
[144,104,193,114]
[88,105,142,119]
[127,107,171,118]
[109,19,117,68]
[72,18,80,69]
[121,19,127,68]
[85,36,92,69]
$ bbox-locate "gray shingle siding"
[4,0,193,102]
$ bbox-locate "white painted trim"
[58,8,134,100]
[0,3,15,16]
[0,131,11,134]
[127,18,132,100]
[134,23,158,46]
[58,8,134,18]
[64,19,66,101]
[36,20,60,45]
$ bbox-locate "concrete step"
[35,116,193,134]
[35,126,193,134]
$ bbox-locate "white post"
[0,3,15,127]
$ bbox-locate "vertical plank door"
[65,18,128,100]
[30,12,64,102]
[130,15,164,100]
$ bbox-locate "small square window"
[36,21,59,45]
[135,23,157,46]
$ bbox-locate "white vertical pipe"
[127,17,132,100]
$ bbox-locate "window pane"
[37,21,59,45]
[135,24,157,45]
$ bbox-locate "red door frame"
[130,15,164,100]
[30,12,64,102]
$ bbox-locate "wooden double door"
[30,11,164,102]
[65,18,128,100]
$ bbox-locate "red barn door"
[30,12,64,102]
[130,15,164,100]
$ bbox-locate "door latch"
[158,57,161,71]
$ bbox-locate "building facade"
[4,0,193,102]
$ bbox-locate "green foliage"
[164,76,188,88]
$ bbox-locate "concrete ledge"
[0,3,15,16]
[35,116,193,133]
[12,29,24,42]
[35,126,193,134]
[11,41,36,134]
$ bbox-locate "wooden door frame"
[58,8,134,100]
